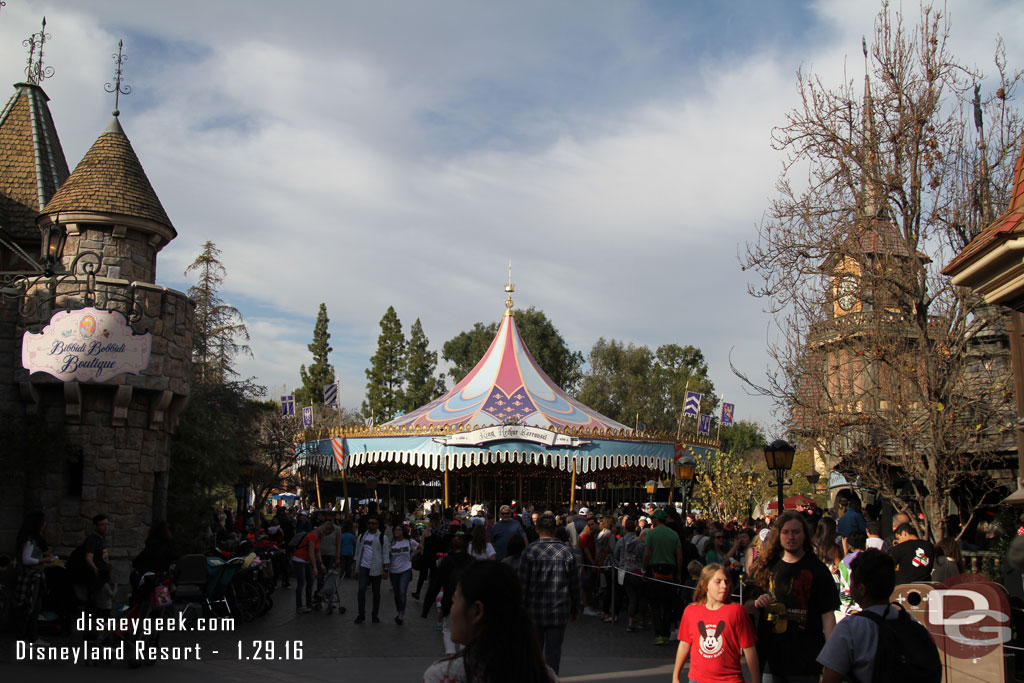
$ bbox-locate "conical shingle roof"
[42,117,173,234]
[0,83,70,237]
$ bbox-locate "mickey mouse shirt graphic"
[679,603,756,683]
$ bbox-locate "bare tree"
[740,2,1023,541]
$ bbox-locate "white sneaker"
[583,607,601,617]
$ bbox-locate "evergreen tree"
[363,306,406,422]
[296,303,336,406]
[403,318,445,412]
[184,241,250,385]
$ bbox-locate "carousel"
[297,285,718,509]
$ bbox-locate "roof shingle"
[42,116,173,233]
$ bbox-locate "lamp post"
[676,455,696,517]
[236,457,254,512]
[763,439,796,516]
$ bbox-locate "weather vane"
[105,39,131,117]
[505,260,515,310]
[23,17,54,85]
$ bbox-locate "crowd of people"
[8,491,994,682]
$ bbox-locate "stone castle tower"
[0,74,193,577]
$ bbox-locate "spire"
[504,260,515,315]
[104,39,131,118]
[23,17,54,85]
[1010,132,1024,214]
[861,36,882,220]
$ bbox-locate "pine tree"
[297,303,336,406]
[184,241,250,384]
[403,318,445,412]
[363,306,406,422]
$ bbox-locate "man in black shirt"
[749,510,840,682]
[889,522,935,585]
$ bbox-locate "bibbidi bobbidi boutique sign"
[22,307,152,382]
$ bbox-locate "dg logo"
[892,576,1011,676]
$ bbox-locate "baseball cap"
[500,505,512,513]
[759,528,771,542]
[652,509,667,520]
[578,507,589,516]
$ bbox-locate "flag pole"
[676,379,690,441]
[716,393,725,443]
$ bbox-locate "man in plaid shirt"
[519,511,580,674]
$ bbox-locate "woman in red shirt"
[673,563,759,683]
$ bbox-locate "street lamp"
[645,480,658,503]
[39,221,67,276]
[235,457,254,512]
[676,456,696,516]
[763,439,796,516]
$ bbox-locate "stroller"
[316,566,345,615]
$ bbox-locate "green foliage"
[296,303,336,406]
[576,339,716,435]
[442,307,584,393]
[403,318,445,412]
[363,306,407,422]
[690,449,770,523]
[719,420,766,457]
[184,241,251,385]
[167,378,263,551]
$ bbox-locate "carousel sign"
[433,424,591,448]
[22,307,151,382]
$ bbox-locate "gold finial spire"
[504,259,515,313]
[23,17,54,85]
[105,39,131,117]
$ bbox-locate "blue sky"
[1,1,1020,432]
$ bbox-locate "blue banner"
[683,391,702,417]
[302,405,314,427]
[698,413,712,435]
[281,395,295,417]
[721,402,735,426]
[323,383,338,408]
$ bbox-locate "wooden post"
[444,460,450,509]
[569,459,577,510]
[315,472,322,509]
[668,473,677,503]
[341,467,350,512]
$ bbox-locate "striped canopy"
[386,310,629,431]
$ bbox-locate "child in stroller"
[316,565,345,615]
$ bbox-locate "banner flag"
[698,413,712,435]
[683,391,702,417]
[721,402,735,426]
[302,406,314,427]
[331,438,346,469]
[323,383,339,408]
[281,395,295,417]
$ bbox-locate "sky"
[0,0,1020,433]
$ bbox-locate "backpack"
[286,531,308,554]
[852,603,942,683]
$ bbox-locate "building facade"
[0,77,193,579]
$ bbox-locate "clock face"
[837,275,858,312]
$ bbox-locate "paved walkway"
[2,573,682,681]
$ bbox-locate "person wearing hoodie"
[353,516,391,624]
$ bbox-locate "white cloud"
[2,0,1017,431]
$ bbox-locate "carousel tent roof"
[386,309,631,432]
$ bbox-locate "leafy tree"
[719,420,766,457]
[740,3,1022,540]
[184,241,251,385]
[363,306,406,422]
[403,318,445,412]
[167,379,263,551]
[576,339,716,436]
[690,449,770,523]
[296,303,336,406]
[442,307,584,393]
